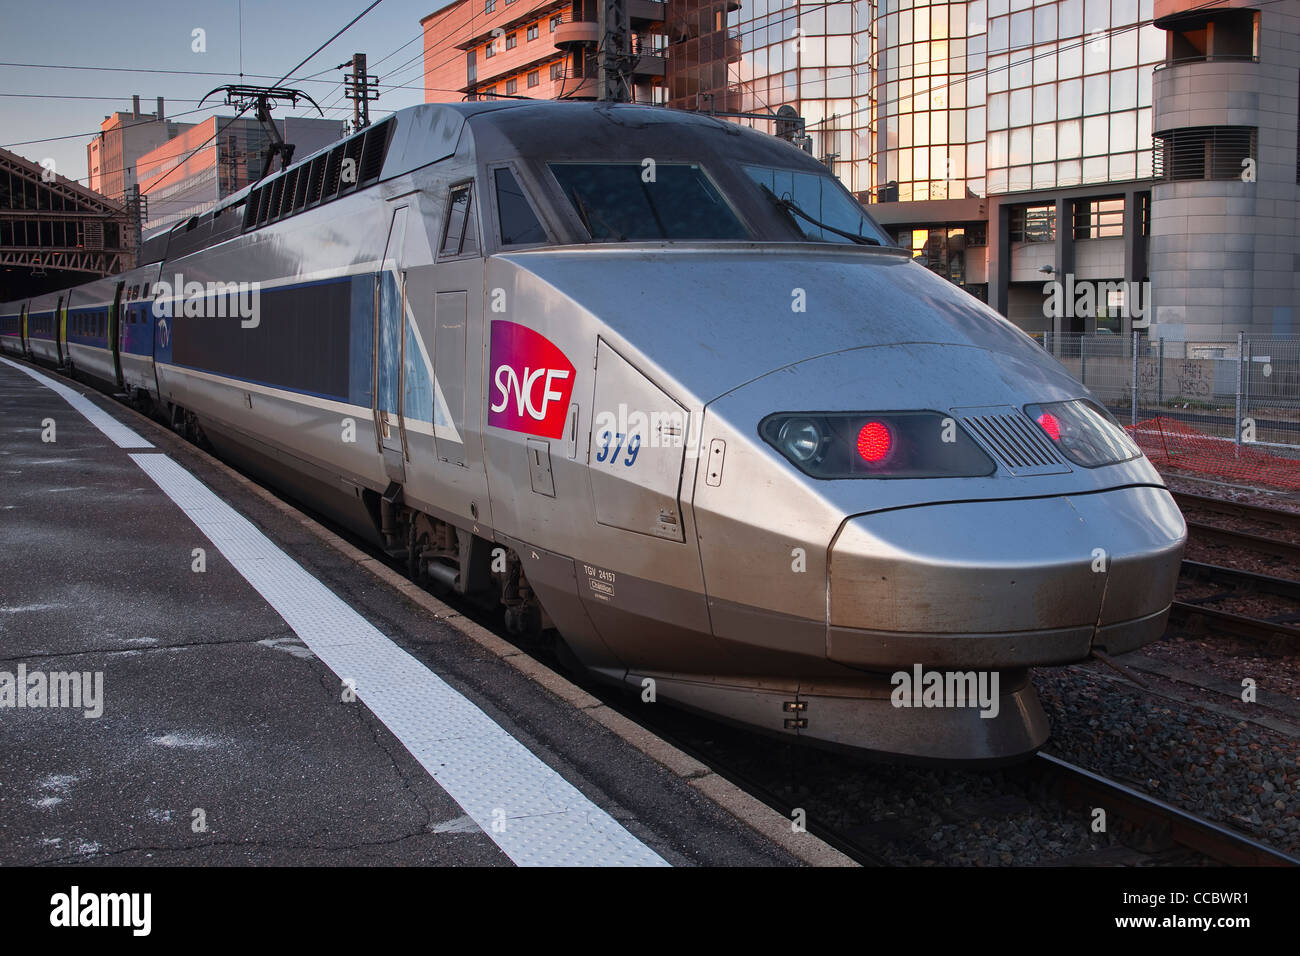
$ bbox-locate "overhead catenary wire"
[137,0,390,197]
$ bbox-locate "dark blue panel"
[349,275,375,407]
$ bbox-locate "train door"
[110,280,125,388]
[430,178,492,524]
[374,205,409,483]
[19,304,27,355]
[55,295,65,366]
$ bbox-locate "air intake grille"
[953,406,1071,476]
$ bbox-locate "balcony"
[726,30,742,62]
[1153,7,1258,70]
[1152,59,1268,134]
[551,63,598,98]
[554,20,598,48]
[627,0,667,25]
[630,53,666,78]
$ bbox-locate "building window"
[1153,126,1257,181]
[484,42,495,59]
[527,70,539,88]
[527,24,538,41]
[1009,204,1056,243]
[505,78,517,94]
[505,33,517,50]
[482,86,496,97]
[549,62,562,81]
[899,226,976,285]
[550,15,561,32]
[485,0,494,11]
[1072,198,1125,239]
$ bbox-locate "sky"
[0,0,454,188]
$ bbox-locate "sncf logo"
[488,321,576,439]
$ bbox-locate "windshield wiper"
[760,185,880,245]
[570,187,594,235]
[570,187,628,241]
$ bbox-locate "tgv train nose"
[827,486,1186,669]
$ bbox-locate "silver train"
[0,102,1186,761]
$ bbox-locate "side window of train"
[493,167,547,246]
[439,182,479,259]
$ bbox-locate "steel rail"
[1035,753,1300,867]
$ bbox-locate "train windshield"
[742,165,889,246]
[549,162,749,241]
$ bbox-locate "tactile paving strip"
[1,357,154,449]
[129,451,667,867]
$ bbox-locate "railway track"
[1171,492,1300,533]
[1028,754,1299,867]
[1172,560,1300,644]
[1173,491,1300,563]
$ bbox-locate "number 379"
[595,430,640,467]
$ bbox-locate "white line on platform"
[1,358,153,449]
[128,452,666,867]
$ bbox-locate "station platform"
[0,358,848,867]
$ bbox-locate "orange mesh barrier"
[1128,417,1300,491]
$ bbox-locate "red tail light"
[1036,412,1061,442]
[856,421,892,462]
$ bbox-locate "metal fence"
[1033,332,1300,461]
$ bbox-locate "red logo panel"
[488,321,576,439]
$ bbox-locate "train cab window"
[549,162,749,241]
[742,164,890,245]
[439,183,479,258]
[493,168,547,245]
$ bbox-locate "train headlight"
[777,418,824,462]
[761,412,995,479]
[1024,399,1141,467]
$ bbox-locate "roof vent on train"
[242,117,394,231]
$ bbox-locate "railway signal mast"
[597,0,632,102]
[339,53,380,131]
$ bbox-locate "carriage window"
[549,162,749,241]
[439,183,479,258]
[494,168,546,245]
